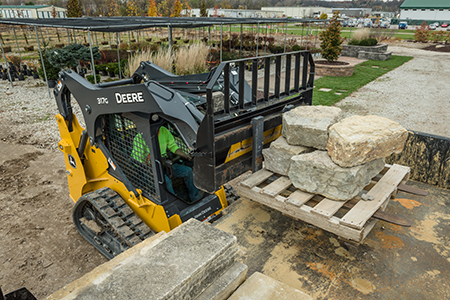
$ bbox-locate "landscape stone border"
[342,43,389,58]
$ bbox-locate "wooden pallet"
[236,164,411,243]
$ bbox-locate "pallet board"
[236,164,411,243]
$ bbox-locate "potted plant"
[86,74,100,84]
[145,37,152,42]
[38,51,60,87]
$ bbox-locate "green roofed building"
[0,5,67,19]
[400,0,450,21]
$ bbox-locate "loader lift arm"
[194,51,315,193]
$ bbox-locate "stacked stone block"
[263,106,407,201]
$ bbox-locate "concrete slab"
[214,179,450,299]
[195,261,247,300]
[228,272,312,300]
[47,219,238,300]
[318,88,332,92]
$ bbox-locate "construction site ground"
[0,42,449,299]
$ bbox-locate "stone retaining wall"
[315,63,354,77]
[342,43,389,59]
[358,51,392,61]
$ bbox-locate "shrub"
[430,31,445,43]
[38,51,61,80]
[174,43,209,75]
[319,11,343,62]
[119,42,129,50]
[86,74,100,84]
[9,55,21,66]
[415,22,430,43]
[352,28,370,41]
[348,38,377,46]
[291,45,302,51]
[348,39,360,45]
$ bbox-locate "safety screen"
[165,123,189,155]
[105,114,158,201]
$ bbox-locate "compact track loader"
[54,51,315,259]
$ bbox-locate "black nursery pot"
[48,79,56,88]
[33,73,39,79]
[18,74,25,81]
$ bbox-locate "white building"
[400,0,450,21]
[183,8,283,18]
[261,6,332,19]
[0,5,67,19]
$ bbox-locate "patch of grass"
[313,55,413,106]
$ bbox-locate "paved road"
[336,44,450,138]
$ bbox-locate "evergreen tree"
[148,0,158,16]
[66,0,82,17]
[319,12,343,62]
[200,0,207,17]
[171,0,182,17]
[47,44,101,70]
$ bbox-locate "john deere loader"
[54,51,315,259]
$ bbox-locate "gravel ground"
[335,43,450,138]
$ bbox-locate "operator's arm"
[174,148,192,161]
[160,127,192,160]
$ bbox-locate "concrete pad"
[195,261,248,300]
[318,88,332,92]
[47,219,237,300]
[227,272,312,300]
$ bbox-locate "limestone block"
[228,272,313,300]
[48,219,238,300]
[195,261,248,300]
[288,151,385,201]
[262,136,312,176]
[282,106,343,150]
[327,115,408,168]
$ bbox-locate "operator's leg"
[173,164,202,201]
[165,174,176,196]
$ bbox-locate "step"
[227,272,313,300]
[195,261,248,300]
[47,219,238,300]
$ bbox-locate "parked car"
[441,23,448,28]
[432,22,440,27]
[429,24,437,30]
[398,22,408,29]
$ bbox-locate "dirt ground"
[0,137,107,299]
[0,41,447,299]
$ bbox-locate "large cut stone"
[288,151,385,201]
[282,105,343,150]
[327,115,408,167]
[228,272,313,300]
[47,219,238,300]
[262,136,312,176]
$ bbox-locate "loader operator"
[131,126,204,202]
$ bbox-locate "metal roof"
[0,16,322,32]
[400,0,450,9]
[0,5,50,9]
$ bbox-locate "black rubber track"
[73,187,155,260]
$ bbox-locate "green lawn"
[312,55,413,106]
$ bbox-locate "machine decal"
[97,97,108,105]
[68,154,77,169]
[56,80,63,91]
[115,92,144,104]
[107,157,117,170]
